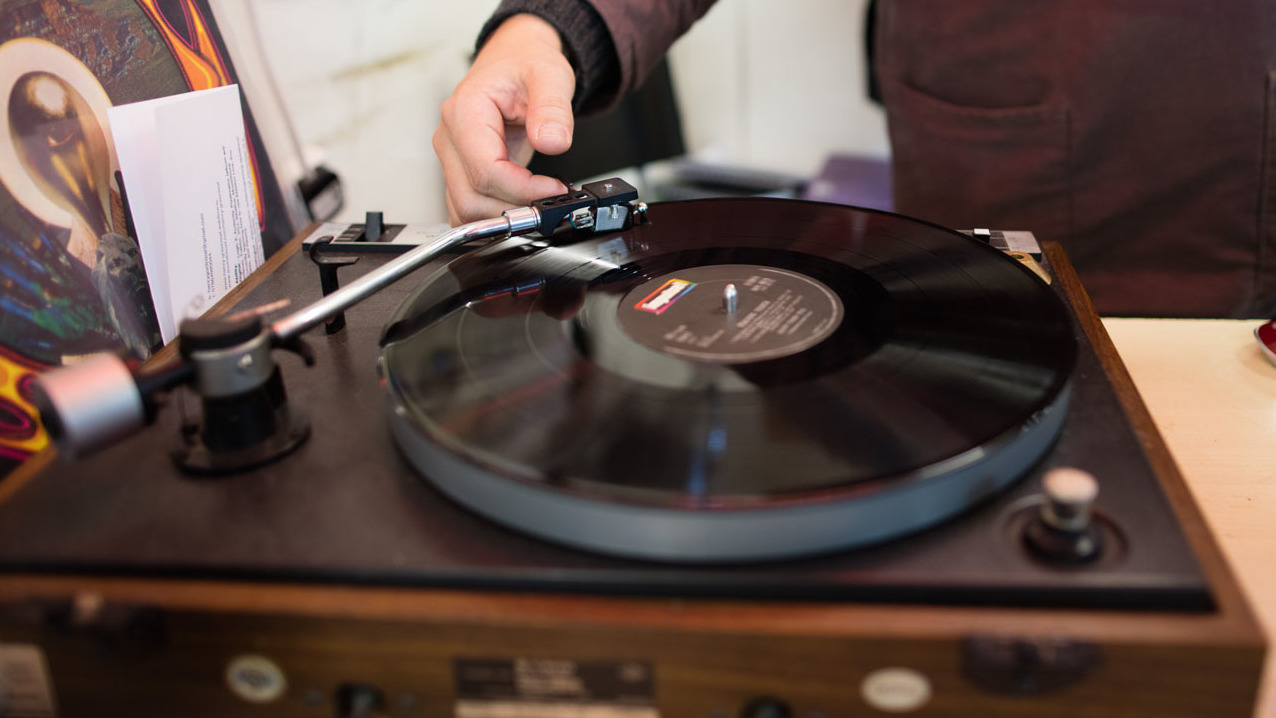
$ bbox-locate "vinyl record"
[379,198,1077,562]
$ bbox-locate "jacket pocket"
[883,79,1071,241]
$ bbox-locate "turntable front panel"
[0,202,1264,717]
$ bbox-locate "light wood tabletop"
[1105,318,1276,718]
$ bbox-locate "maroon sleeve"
[479,0,717,112]
[589,0,719,101]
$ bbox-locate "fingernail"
[537,122,568,144]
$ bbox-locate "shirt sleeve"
[478,0,717,113]
[477,0,622,114]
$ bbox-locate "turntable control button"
[963,635,1101,695]
[1041,467,1098,532]
[336,682,386,718]
[1024,467,1104,563]
[364,211,384,242]
[739,697,792,718]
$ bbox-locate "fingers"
[434,14,577,225]
[435,112,562,224]
[523,62,576,158]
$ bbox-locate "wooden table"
[1105,318,1276,718]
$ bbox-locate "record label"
[617,264,844,363]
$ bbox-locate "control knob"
[740,697,792,718]
[1024,467,1105,563]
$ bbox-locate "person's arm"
[477,0,622,114]
[433,0,717,225]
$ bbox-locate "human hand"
[434,14,576,225]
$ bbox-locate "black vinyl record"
[379,198,1077,562]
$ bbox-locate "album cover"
[0,0,294,473]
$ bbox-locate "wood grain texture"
[1104,316,1276,718]
[0,241,1265,717]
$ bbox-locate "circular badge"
[226,654,287,704]
[860,667,932,713]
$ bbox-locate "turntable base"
[0,223,1265,717]
[0,570,1262,717]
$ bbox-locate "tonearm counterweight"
[31,179,642,472]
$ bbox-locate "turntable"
[0,182,1264,717]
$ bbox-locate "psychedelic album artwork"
[0,0,295,474]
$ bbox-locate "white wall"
[248,0,888,225]
[670,0,888,174]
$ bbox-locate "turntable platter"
[378,199,1077,562]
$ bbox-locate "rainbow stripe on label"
[635,278,697,315]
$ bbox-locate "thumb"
[525,70,575,157]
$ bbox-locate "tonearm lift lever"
[32,179,642,473]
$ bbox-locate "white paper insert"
[109,85,264,342]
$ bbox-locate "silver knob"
[1041,467,1099,532]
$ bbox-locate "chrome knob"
[1024,467,1105,564]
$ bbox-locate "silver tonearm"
[32,179,643,467]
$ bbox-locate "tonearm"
[32,179,642,473]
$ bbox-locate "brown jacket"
[584,0,1276,317]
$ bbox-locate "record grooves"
[380,199,1077,562]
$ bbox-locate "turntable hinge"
[964,229,1051,284]
[965,229,1042,259]
[1009,252,1052,285]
